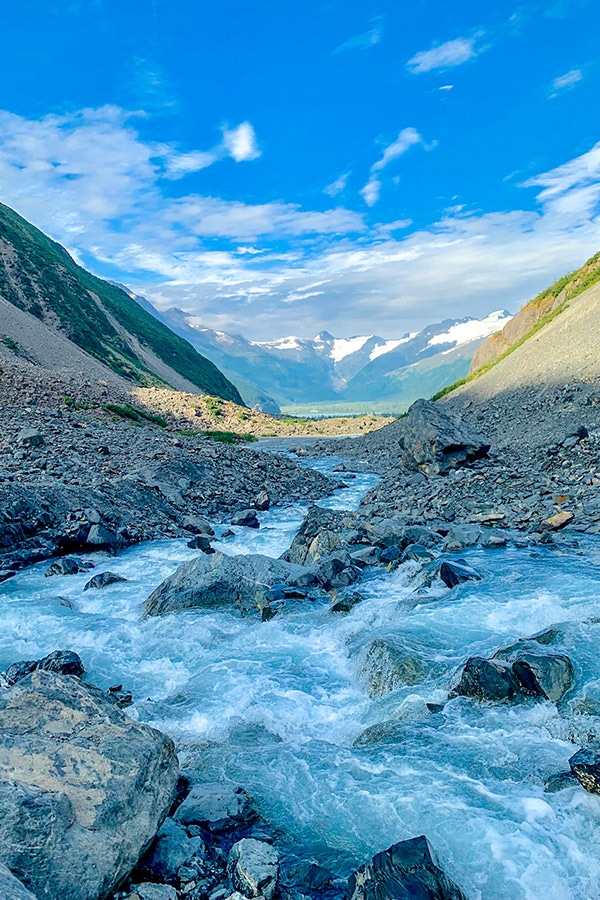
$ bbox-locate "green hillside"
[0,202,243,403]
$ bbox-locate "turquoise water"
[2,458,600,899]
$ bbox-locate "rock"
[17,428,45,449]
[360,639,427,697]
[44,556,85,577]
[187,534,215,553]
[511,651,574,702]
[330,591,363,613]
[130,885,177,900]
[83,571,127,590]
[402,398,490,474]
[228,838,279,900]
[347,835,466,900]
[544,510,574,530]
[451,656,523,702]
[350,545,381,567]
[480,531,507,549]
[307,530,349,562]
[0,670,178,900]
[174,783,257,831]
[0,863,39,900]
[108,684,134,708]
[380,546,403,564]
[144,552,312,618]
[290,860,332,892]
[221,528,235,539]
[569,749,600,794]
[315,551,361,590]
[86,523,121,553]
[141,817,204,884]
[442,525,481,552]
[253,490,271,511]
[439,560,482,588]
[182,515,215,536]
[401,543,434,563]
[367,519,408,549]
[282,506,351,565]
[545,771,577,793]
[4,650,85,687]
[231,510,260,528]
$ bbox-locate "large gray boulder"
[281,506,354,565]
[359,639,427,698]
[451,649,573,704]
[0,863,38,900]
[0,670,178,900]
[228,838,279,900]
[348,836,466,900]
[403,399,490,474]
[173,783,257,831]
[144,551,313,618]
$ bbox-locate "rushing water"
[3,454,600,899]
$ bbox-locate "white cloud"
[439,84,454,91]
[222,122,261,162]
[361,127,425,206]
[407,33,484,73]
[324,172,350,197]
[549,68,583,98]
[333,20,383,54]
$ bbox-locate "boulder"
[315,551,361,590]
[228,838,279,900]
[380,546,403,564]
[347,836,466,900]
[451,656,523,703]
[0,863,38,900]
[402,398,490,474]
[511,651,574,702]
[144,552,312,618]
[439,560,481,588]
[182,515,215,536]
[360,639,427,697]
[401,544,434,563]
[141,818,204,884]
[130,885,177,900]
[187,534,215,553]
[4,650,85,687]
[83,571,127,590]
[544,511,574,530]
[174,783,257,832]
[86,523,121,554]
[17,429,45,449]
[442,525,481,552]
[282,506,352,565]
[0,670,178,900]
[44,557,85,577]
[231,510,260,528]
[451,650,574,704]
[253,490,271,511]
[569,749,600,794]
[350,546,382,567]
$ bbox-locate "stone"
[380,546,403,564]
[451,657,523,703]
[4,650,85,687]
[307,530,349,562]
[141,818,204,884]
[315,551,361,590]
[569,749,600,794]
[144,552,312,617]
[253,490,271,511]
[0,863,39,900]
[452,649,574,704]
[228,838,279,900]
[83,571,127,590]
[0,670,178,900]
[330,592,363,613]
[401,543,434,563]
[350,546,382,567]
[442,525,481,552]
[174,783,257,831]
[544,511,574,530]
[44,557,85,577]
[231,510,260,528]
[17,429,45,449]
[182,515,215,536]
[439,560,481,588]
[187,534,215,553]
[282,506,351,565]
[511,652,574,702]
[130,885,177,900]
[347,836,466,900]
[86,523,121,553]
[360,639,426,697]
[402,398,490,474]
[480,531,507,549]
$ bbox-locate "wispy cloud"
[333,18,383,55]
[324,172,350,197]
[162,121,261,178]
[549,68,583,98]
[407,32,485,74]
[361,128,425,206]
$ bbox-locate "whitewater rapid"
[2,454,600,900]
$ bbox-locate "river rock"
[228,838,279,900]
[315,551,361,590]
[17,428,45,449]
[360,639,427,697]
[231,510,260,528]
[282,506,352,565]
[569,748,600,794]
[141,818,204,884]
[452,649,574,704]
[451,656,523,702]
[44,556,86,577]
[402,398,490,474]
[182,515,215,536]
[83,570,127,590]
[401,543,435,563]
[253,490,271,511]
[187,534,215,553]
[86,523,121,553]
[4,649,85,687]
[0,670,178,900]
[442,525,481,552]
[350,546,381,567]
[544,510,574,530]
[0,863,38,900]
[347,835,466,900]
[144,551,312,617]
[511,651,574,701]
[130,885,177,900]
[174,783,257,831]
[439,560,482,588]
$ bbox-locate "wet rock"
[347,835,467,900]
[480,531,507,549]
[282,506,352,565]
[511,652,574,702]
[83,570,127,590]
[4,649,85,687]
[144,552,312,617]
[228,838,279,900]
[187,534,215,553]
[544,771,577,793]
[130,885,177,900]
[308,530,350,562]
[17,428,45,449]
[569,748,600,794]
[289,860,333,892]
[330,591,363,613]
[86,523,121,553]
[253,489,271,511]
[182,515,215,536]
[452,648,574,704]
[141,817,204,884]
[350,546,381,567]
[108,684,134,708]
[0,670,178,900]
[315,551,361,590]
[401,543,434,563]
[439,560,482,588]
[544,510,574,530]
[380,546,403,564]
[174,783,257,832]
[360,639,427,697]
[402,398,490,474]
[451,656,523,703]
[221,528,235,539]
[44,556,86,577]
[442,525,481,552]
[0,863,38,900]
[231,509,260,528]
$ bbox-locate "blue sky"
[1,0,599,339]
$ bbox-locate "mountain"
[159,305,512,412]
[0,202,242,404]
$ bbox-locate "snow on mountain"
[369,334,416,362]
[426,310,512,350]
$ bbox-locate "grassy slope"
[432,251,600,401]
[0,202,242,403]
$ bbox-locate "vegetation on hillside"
[0,202,242,403]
